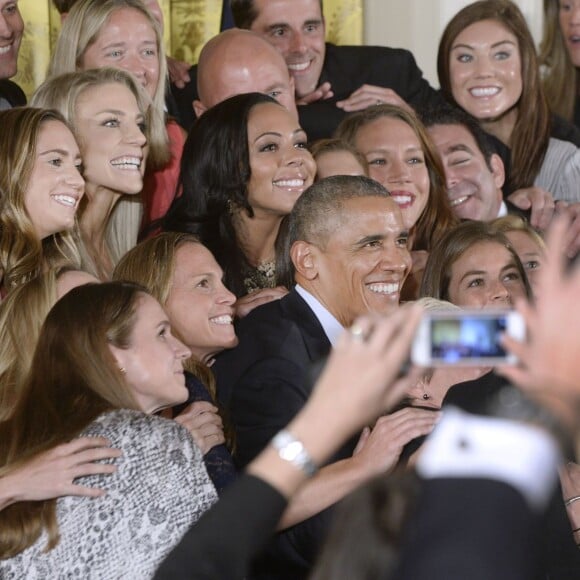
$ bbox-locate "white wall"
[363,0,544,88]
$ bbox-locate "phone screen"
[429,315,508,363]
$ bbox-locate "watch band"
[271,430,318,477]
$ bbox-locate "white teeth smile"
[391,195,412,205]
[111,157,141,170]
[210,315,233,325]
[469,87,500,97]
[52,194,78,207]
[274,179,305,188]
[368,283,399,295]
[288,62,310,71]
[0,45,11,55]
[450,195,470,207]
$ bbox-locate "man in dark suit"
[231,0,446,139]
[172,0,446,138]
[213,175,439,578]
[0,0,25,110]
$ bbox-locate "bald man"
[190,28,297,122]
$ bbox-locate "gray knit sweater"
[0,409,218,579]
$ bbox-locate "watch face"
[272,430,317,475]
[280,440,303,461]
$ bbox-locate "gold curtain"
[14,0,363,97]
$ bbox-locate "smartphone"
[411,309,525,367]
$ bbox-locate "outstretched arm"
[155,304,424,579]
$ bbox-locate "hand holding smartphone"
[411,309,525,367]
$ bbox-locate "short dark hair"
[230,0,324,29]
[51,0,79,14]
[276,175,391,287]
[420,106,497,171]
[288,175,390,248]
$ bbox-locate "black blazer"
[297,43,446,141]
[171,43,445,139]
[154,473,554,580]
[213,289,355,579]
[0,79,26,108]
[444,373,580,579]
[214,288,333,468]
[393,477,543,580]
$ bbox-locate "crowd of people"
[1,0,580,578]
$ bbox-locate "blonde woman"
[113,233,237,491]
[0,108,84,294]
[491,215,546,294]
[0,268,119,514]
[32,68,150,279]
[309,138,369,180]
[0,268,96,421]
[48,0,184,231]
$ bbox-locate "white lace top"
[0,409,218,579]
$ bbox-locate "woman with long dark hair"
[163,92,316,315]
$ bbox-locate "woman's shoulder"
[535,138,580,203]
[550,113,580,147]
[86,407,185,433]
[76,409,215,501]
[83,409,197,462]
[542,138,580,172]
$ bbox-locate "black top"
[443,372,580,580]
[173,372,237,494]
[153,474,287,580]
[0,79,26,109]
[295,43,446,141]
[213,289,357,578]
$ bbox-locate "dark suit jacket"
[155,473,554,580]
[213,289,355,579]
[393,477,543,580]
[171,43,445,139]
[0,79,26,109]
[214,288,332,459]
[444,373,580,580]
[297,43,446,141]
[154,475,288,580]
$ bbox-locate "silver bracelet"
[271,430,317,477]
[565,495,580,507]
